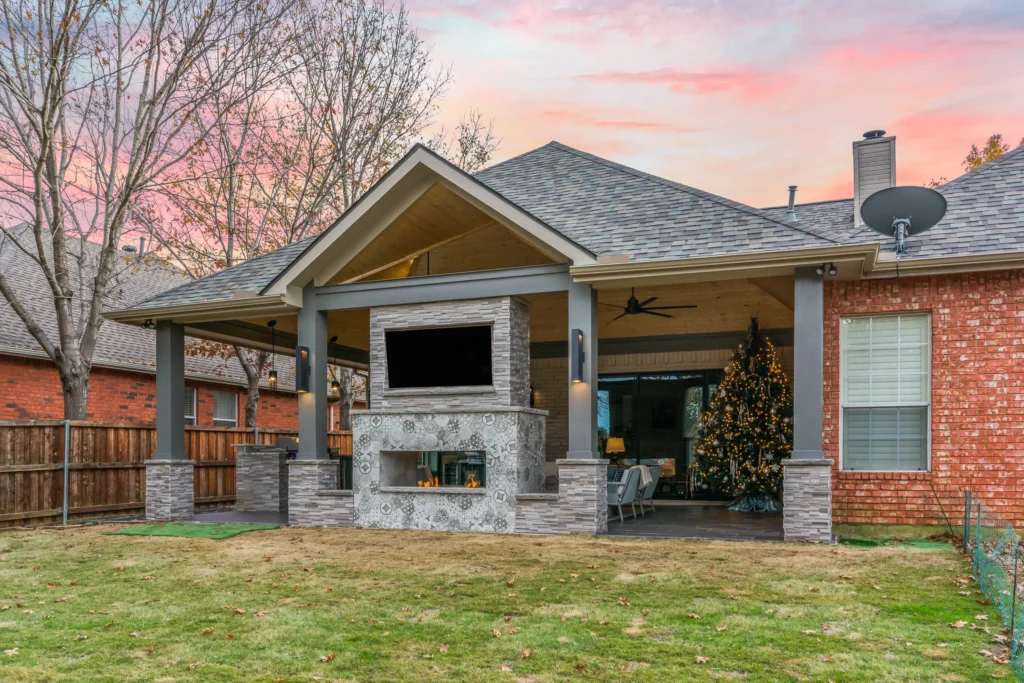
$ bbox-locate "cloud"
[579,67,777,100]
[539,108,704,133]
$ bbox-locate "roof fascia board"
[185,321,369,368]
[103,295,297,325]
[571,244,879,286]
[863,251,1024,279]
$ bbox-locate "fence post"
[1012,543,1019,644]
[62,419,71,526]
[974,500,983,574]
[254,427,259,445]
[963,490,972,554]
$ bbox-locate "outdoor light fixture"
[268,320,278,389]
[570,328,585,383]
[816,262,838,277]
[828,263,838,276]
[329,367,341,397]
[296,345,311,392]
[142,319,156,330]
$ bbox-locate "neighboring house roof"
[0,226,299,389]
[475,142,839,261]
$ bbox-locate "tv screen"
[385,325,493,389]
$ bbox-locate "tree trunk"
[59,367,91,420]
[234,347,268,428]
[244,378,261,429]
[338,367,353,431]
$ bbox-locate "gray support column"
[155,321,185,460]
[792,267,825,460]
[297,283,329,460]
[566,281,598,458]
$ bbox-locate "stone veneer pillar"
[287,460,354,527]
[235,445,289,513]
[515,459,609,535]
[781,459,833,542]
[145,460,194,521]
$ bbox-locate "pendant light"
[267,320,278,389]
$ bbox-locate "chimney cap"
[863,129,887,139]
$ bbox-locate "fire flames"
[417,477,440,487]
[464,473,480,488]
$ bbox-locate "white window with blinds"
[840,313,931,471]
[184,387,196,426]
[213,391,238,428]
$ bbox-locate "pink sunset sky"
[408,0,1024,207]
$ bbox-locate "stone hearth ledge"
[379,486,488,495]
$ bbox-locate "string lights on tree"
[693,318,793,510]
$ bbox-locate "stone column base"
[145,460,194,521]
[287,460,353,528]
[515,459,609,535]
[782,459,834,543]
[236,446,289,513]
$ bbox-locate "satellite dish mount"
[861,186,947,259]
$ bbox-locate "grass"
[110,522,281,540]
[0,525,1011,682]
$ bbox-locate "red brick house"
[0,228,364,429]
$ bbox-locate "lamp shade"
[605,437,626,454]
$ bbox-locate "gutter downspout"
[62,419,70,526]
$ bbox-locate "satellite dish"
[861,186,947,257]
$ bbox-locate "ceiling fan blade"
[644,305,697,310]
[641,310,673,318]
[611,312,628,321]
[598,302,623,309]
[637,297,658,308]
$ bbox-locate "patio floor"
[604,504,784,542]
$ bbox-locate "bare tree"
[140,0,498,428]
[427,109,500,174]
[0,0,291,418]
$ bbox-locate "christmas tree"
[692,318,793,503]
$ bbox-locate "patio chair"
[607,467,642,523]
[637,465,662,515]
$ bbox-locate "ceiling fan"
[601,288,697,321]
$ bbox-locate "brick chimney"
[853,130,896,226]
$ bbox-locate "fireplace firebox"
[380,450,486,489]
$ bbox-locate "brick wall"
[0,353,357,429]
[825,270,1024,526]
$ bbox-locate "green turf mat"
[840,536,950,549]
[109,522,279,540]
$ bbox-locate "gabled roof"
[476,142,839,261]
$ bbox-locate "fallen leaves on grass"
[521,649,533,659]
[688,613,701,620]
[492,629,501,638]
[320,653,336,662]
[716,624,727,632]
[950,620,967,629]
[617,597,630,606]
[695,656,709,664]
[4,648,18,657]
[439,644,449,653]
[202,628,214,635]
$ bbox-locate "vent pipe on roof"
[139,237,146,258]
[786,185,798,221]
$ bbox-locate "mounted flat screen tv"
[385,325,493,389]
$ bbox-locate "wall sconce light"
[529,385,536,408]
[295,345,311,392]
[570,328,585,383]
[268,320,278,389]
[142,319,156,330]
[815,262,838,277]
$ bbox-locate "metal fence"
[963,490,1023,679]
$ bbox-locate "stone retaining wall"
[236,446,289,513]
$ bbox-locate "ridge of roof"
[940,142,1024,192]
[474,141,563,177]
[542,141,840,246]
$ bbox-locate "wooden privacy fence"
[0,421,354,527]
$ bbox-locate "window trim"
[184,387,196,426]
[212,390,239,428]
[838,312,932,473]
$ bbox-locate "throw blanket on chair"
[630,465,653,489]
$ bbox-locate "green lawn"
[0,524,1011,682]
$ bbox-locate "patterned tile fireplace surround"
[284,296,608,534]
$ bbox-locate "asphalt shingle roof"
[108,140,1024,314]
[475,142,838,261]
[0,226,298,388]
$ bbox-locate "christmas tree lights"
[693,318,793,500]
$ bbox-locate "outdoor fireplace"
[351,296,547,533]
[380,451,487,489]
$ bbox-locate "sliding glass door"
[598,370,722,500]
